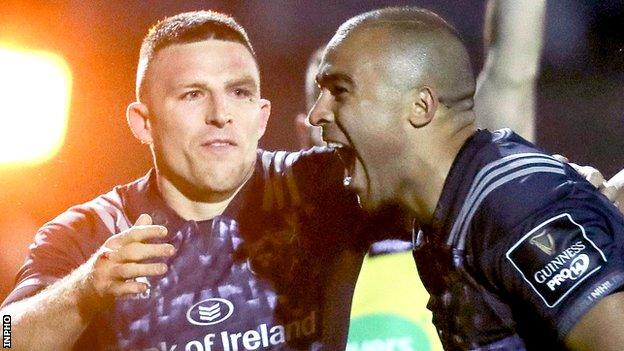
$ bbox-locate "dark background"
[0,0,623,300]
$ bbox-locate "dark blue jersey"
[414,129,624,350]
[2,148,369,351]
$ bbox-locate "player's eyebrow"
[225,75,259,93]
[174,75,260,94]
[316,72,355,89]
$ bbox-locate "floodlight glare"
[0,44,72,165]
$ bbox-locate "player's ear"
[257,98,271,138]
[408,86,438,128]
[126,102,153,145]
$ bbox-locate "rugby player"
[309,7,624,350]
[0,11,369,350]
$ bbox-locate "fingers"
[582,166,606,189]
[90,213,174,300]
[608,168,624,189]
[555,158,621,205]
[606,171,624,215]
[115,224,168,247]
[110,262,168,280]
[107,280,149,296]
[552,154,569,163]
[134,213,153,226]
[567,163,605,189]
[567,162,583,174]
[575,165,614,200]
[112,242,175,262]
[600,183,619,202]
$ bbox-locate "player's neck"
[156,175,246,222]
[403,124,476,224]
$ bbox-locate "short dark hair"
[331,7,475,112]
[135,10,256,101]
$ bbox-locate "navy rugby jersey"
[414,129,624,350]
[3,148,370,351]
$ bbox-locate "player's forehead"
[317,35,391,92]
[149,39,260,87]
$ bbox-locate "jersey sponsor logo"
[533,242,586,286]
[529,230,555,255]
[186,298,234,326]
[543,253,589,291]
[143,310,317,351]
[506,213,607,307]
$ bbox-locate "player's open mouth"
[328,142,357,188]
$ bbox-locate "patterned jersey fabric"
[3,148,370,351]
[414,129,624,350]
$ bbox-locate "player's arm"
[565,291,624,350]
[496,207,624,350]
[474,0,546,142]
[0,214,174,350]
[320,248,365,349]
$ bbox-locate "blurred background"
[0,1,623,349]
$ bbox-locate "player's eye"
[233,88,253,99]
[328,85,349,102]
[329,85,348,97]
[181,90,204,101]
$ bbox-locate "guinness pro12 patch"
[506,213,607,307]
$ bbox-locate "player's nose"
[308,90,334,127]
[206,93,232,127]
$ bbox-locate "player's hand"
[89,214,175,300]
[553,154,619,202]
[606,168,624,214]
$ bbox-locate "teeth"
[328,142,344,149]
[343,176,352,187]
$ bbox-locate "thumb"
[134,213,153,226]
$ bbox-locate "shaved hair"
[136,10,256,101]
[329,7,476,112]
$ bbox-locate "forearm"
[1,256,102,350]
[482,0,546,84]
[475,0,546,142]
[566,292,624,351]
[321,249,364,349]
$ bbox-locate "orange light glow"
[0,44,72,165]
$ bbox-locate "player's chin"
[197,168,245,191]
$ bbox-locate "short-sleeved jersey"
[414,129,624,350]
[2,147,370,351]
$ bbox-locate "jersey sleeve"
[474,164,624,342]
[1,205,110,308]
[257,147,376,252]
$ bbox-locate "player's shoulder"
[470,129,574,229]
[256,147,344,198]
[40,175,144,238]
